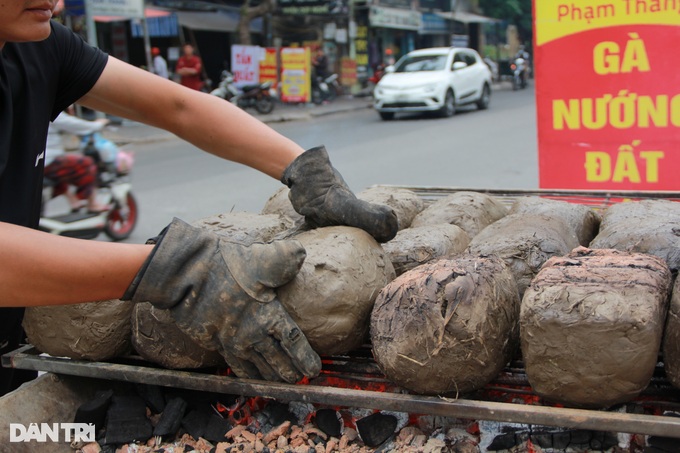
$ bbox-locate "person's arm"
[0,221,152,307]
[79,57,303,179]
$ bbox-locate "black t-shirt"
[0,21,108,229]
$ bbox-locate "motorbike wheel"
[512,76,519,91]
[311,88,323,105]
[327,86,338,102]
[255,96,275,114]
[105,192,138,241]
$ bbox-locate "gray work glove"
[281,146,399,243]
[123,218,321,383]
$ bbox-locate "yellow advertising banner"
[259,47,278,88]
[280,48,311,103]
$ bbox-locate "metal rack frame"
[5,188,680,439]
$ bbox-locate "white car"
[373,47,492,120]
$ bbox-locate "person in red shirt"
[175,43,203,90]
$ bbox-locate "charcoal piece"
[104,418,153,445]
[648,435,680,452]
[356,413,397,448]
[154,397,188,438]
[73,389,113,431]
[107,395,147,419]
[551,431,570,449]
[181,409,211,440]
[104,395,153,445]
[569,430,592,445]
[530,431,553,448]
[263,401,296,427]
[591,432,619,450]
[314,409,342,438]
[203,415,233,443]
[135,383,166,414]
[487,432,518,451]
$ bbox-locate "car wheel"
[440,90,456,117]
[476,84,491,110]
[379,112,395,121]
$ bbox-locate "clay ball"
[278,226,396,355]
[23,300,133,361]
[357,186,424,230]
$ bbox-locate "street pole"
[85,0,98,47]
[142,16,153,71]
[349,0,356,59]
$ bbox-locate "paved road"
[118,83,537,243]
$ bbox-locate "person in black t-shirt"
[0,3,398,392]
[312,47,329,79]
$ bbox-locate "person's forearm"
[167,91,304,178]
[0,222,152,307]
[80,58,304,179]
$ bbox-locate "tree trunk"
[237,0,274,45]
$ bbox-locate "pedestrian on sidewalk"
[175,43,203,90]
[0,3,398,394]
[151,46,169,79]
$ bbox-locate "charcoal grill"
[4,187,680,440]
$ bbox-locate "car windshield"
[395,55,447,73]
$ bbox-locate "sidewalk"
[102,95,373,146]
[102,82,508,146]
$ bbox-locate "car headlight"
[423,83,439,93]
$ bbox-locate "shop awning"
[436,11,498,24]
[174,10,263,33]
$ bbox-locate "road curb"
[104,100,373,145]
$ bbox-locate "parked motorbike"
[40,132,138,241]
[211,71,275,114]
[511,55,529,91]
[368,63,387,86]
[311,73,341,105]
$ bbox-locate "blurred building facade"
[61,0,495,88]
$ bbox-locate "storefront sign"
[259,48,278,89]
[420,12,449,34]
[354,24,369,70]
[86,0,144,18]
[279,0,348,15]
[369,5,421,30]
[340,57,357,86]
[280,48,311,103]
[231,45,264,87]
[375,0,412,8]
[534,0,680,190]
